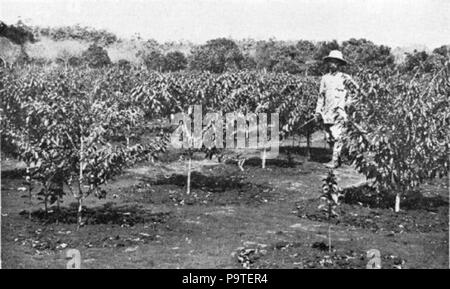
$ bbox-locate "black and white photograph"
[0,0,449,271]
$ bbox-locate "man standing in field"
[314,50,358,168]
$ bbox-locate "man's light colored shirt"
[315,72,357,124]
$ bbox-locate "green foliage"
[344,65,449,210]
[2,53,448,221]
[253,40,318,75]
[1,21,407,74]
[1,66,168,226]
[254,40,280,71]
[143,50,187,72]
[34,24,118,46]
[402,49,449,73]
[319,170,342,218]
[341,38,395,71]
[81,44,111,68]
[433,45,450,58]
[117,59,132,70]
[0,20,36,45]
[143,50,165,71]
[272,45,304,74]
[318,170,343,252]
[164,51,187,72]
[189,38,244,73]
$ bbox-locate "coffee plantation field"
[1,63,449,268]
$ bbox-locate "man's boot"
[324,159,340,169]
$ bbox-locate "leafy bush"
[344,65,449,212]
[164,51,187,72]
[117,59,132,70]
[81,43,111,68]
[35,24,117,46]
[1,66,168,228]
[143,50,165,71]
[0,21,35,45]
[189,38,244,73]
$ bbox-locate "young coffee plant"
[319,170,344,252]
[1,66,169,228]
[344,65,449,212]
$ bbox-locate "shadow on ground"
[21,202,170,226]
[295,185,449,233]
[125,171,275,206]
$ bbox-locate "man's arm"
[315,77,326,116]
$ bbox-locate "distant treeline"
[0,21,449,74]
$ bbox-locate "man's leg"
[330,123,344,167]
[323,124,335,148]
[325,123,344,168]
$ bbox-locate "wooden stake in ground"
[261,147,266,169]
[395,192,401,213]
[26,168,32,220]
[306,132,311,160]
[328,223,332,253]
[186,155,192,195]
[77,134,84,230]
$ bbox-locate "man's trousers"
[323,122,344,165]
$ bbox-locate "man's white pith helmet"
[323,50,348,65]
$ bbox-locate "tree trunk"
[25,116,32,220]
[126,124,131,148]
[26,168,32,220]
[77,195,83,230]
[328,203,332,253]
[287,150,293,166]
[394,192,401,213]
[306,132,311,160]
[186,156,192,195]
[28,187,32,220]
[328,224,332,253]
[77,134,84,230]
[56,194,60,224]
[44,190,48,216]
[262,148,266,169]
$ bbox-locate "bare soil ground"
[1,135,448,268]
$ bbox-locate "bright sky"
[1,0,449,48]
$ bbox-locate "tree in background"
[68,56,82,67]
[81,43,111,68]
[117,59,132,70]
[253,40,317,74]
[0,20,35,45]
[0,21,33,66]
[272,45,303,74]
[164,51,187,72]
[241,54,257,70]
[433,45,450,59]
[34,24,117,46]
[1,20,446,75]
[254,39,280,71]
[237,38,257,70]
[295,40,318,75]
[142,50,165,71]
[189,38,244,73]
[341,38,394,72]
[401,49,448,73]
